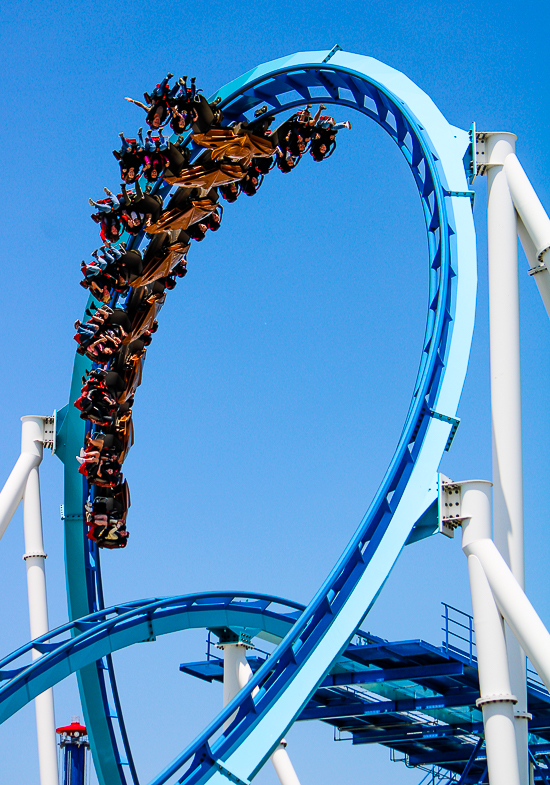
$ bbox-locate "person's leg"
[101,246,116,263]
[121,185,133,208]
[89,199,114,213]
[97,257,110,271]
[103,188,121,210]
[84,263,103,277]
[78,324,98,339]
[157,128,168,151]
[145,130,156,152]
[151,74,171,99]
[313,105,325,125]
[119,133,131,154]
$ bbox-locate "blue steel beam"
[408,748,487,766]
[319,661,465,688]
[2,597,469,725]
[530,752,550,785]
[179,658,466,689]
[299,691,480,721]
[56,47,477,785]
[351,722,485,746]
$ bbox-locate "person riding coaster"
[82,247,143,295]
[86,482,130,548]
[309,117,351,162]
[239,157,274,195]
[74,93,353,549]
[119,182,164,234]
[125,73,221,134]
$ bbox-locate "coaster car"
[124,285,166,340]
[131,231,190,286]
[162,143,190,179]
[95,410,133,462]
[192,127,275,167]
[146,197,218,234]
[164,162,246,189]
[190,94,224,134]
[116,353,144,404]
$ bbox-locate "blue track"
[7,47,477,785]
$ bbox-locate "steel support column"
[486,131,528,785]
[461,480,520,785]
[21,416,59,785]
[220,642,301,785]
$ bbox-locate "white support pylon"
[220,641,301,785]
[485,131,529,785]
[460,480,520,785]
[10,416,59,785]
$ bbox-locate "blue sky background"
[1,1,550,783]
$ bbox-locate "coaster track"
[8,48,477,785]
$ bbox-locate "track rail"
[51,48,477,785]
[0,593,303,723]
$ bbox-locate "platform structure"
[180,604,550,784]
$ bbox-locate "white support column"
[486,131,529,785]
[20,416,59,785]
[461,481,521,785]
[270,741,301,785]
[221,642,257,728]
[220,641,301,785]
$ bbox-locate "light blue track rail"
[40,47,476,785]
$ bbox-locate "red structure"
[56,717,89,785]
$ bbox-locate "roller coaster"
[2,46,550,785]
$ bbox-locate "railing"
[441,603,475,663]
[441,602,545,690]
[415,768,460,785]
[205,632,270,664]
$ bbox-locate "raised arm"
[125,97,149,111]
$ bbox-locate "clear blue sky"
[1,1,550,783]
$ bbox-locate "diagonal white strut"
[220,641,301,785]
[0,432,43,542]
[504,152,550,317]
